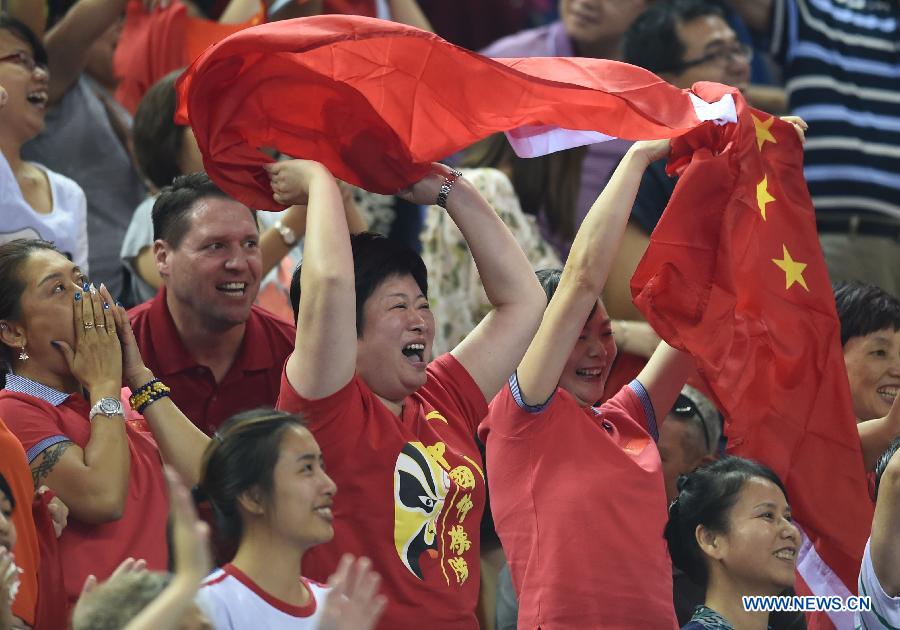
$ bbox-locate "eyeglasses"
[666,42,753,73]
[671,393,712,453]
[0,51,48,73]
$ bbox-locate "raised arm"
[43,0,129,104]
[515,141,674,406]
[35,285,129,523]
[871,430,900,596]
[399,165,546,402]
[108,295,209,486]
[267,160,355,400]
[858,393,900,472]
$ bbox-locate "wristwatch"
[89,397,124,421]
[273,220,298,247]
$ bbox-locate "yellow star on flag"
[757,175,776,220]
[772,244,809,291]
[752,113,777,151]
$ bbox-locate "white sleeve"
[857,538,900,628]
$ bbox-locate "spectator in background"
[857,434,900,629]
[833,282,900,424]
[0,16,88,272]
[658,385,721,503]
[128,173,296,435]
[665,457,799,630]
[22,0,148,302]
[480,0,649,259]
[728,0,900,296]
[124,69,354,320]
[606,0,755,322]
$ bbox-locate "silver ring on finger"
[96,323,106,328]
[83,322,95,329]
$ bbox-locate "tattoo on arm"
[31,441,73,489]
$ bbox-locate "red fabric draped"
[632,84,872,611]
[114,0,265,114]
[174,15,719,210]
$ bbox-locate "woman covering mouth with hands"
[0,239,211,608]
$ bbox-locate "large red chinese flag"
[174,15,738,211]
[632,83,872,628]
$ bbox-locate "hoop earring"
[18,344,28,361]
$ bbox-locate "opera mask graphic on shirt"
[393,441,451,579]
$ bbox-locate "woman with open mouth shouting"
[0,17,87,273]
[267,157,546,629]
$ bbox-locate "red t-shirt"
[129,286,295,434]
[0,381,168,606]
[0,418,39,626]
[479,377,677,630]
[277,353,487,629]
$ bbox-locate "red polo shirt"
[129,286,295,434]
[480,376,677,630]
[0,377,169,607]
[277,354,487,630]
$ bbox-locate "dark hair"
[0,472,15,512]
[0,15,49,68]
[152,172,243,247]
[133,69,187,190]
[623,0,725,74]
[0,239,59,387]
[462,134,586,244]
[832,281,900,347]
[535,267,596,319]
[290,232,428,335]
[664,456,788,586]
[875,437,900,502]
[198,408,305,550]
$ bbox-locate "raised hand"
[52,283,122,395]
[319,555,387,630]
[396,163,462,207]
[265,159,334,207]
[37,486,69,538]
[163,466,211,587]
[779,116,808,144]
[102,286,153,390]
[629,139,671,166]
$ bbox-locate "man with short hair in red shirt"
[129,172,295,435]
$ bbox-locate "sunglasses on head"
[672,393,711,453]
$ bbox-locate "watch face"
[99,398,122,414]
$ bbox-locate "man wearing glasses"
[603,0,760,323]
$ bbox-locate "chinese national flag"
[632,83,872,629]
[174,15,737,211]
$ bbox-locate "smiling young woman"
[665,457,799,630]
[479,140,696,629]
